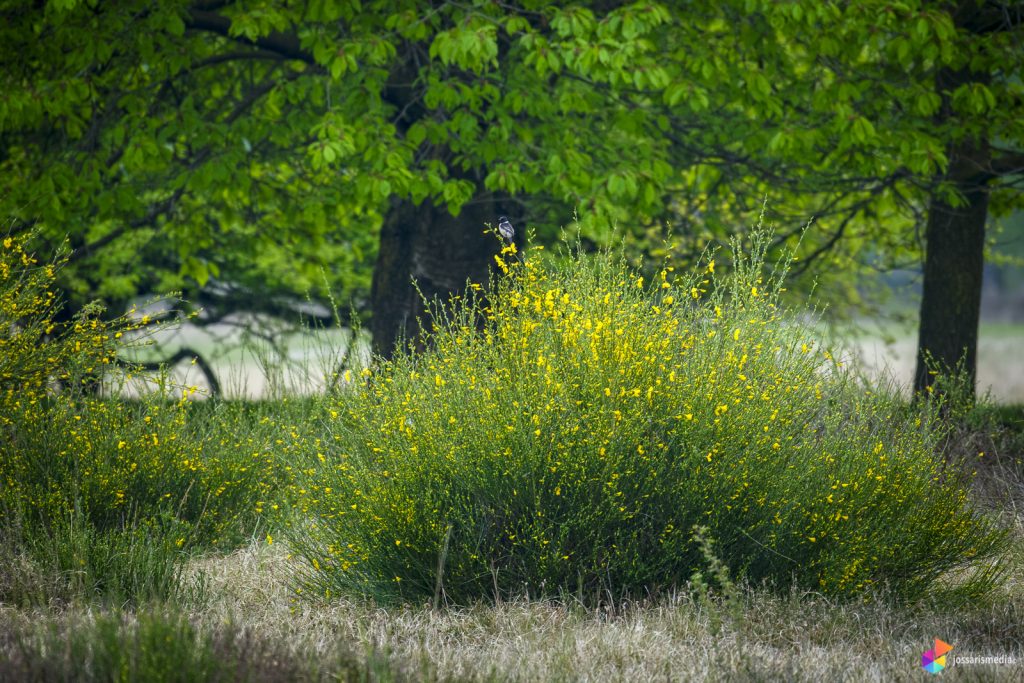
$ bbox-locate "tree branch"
[125,346,221,396]
[787,175,903,278]
[185,9,316,65]
[69,188,185,262]
[192,49,288,69]
[990,147,1024,177]
[955,0,1024,34]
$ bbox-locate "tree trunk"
[911,5,1013,401]
[913,140,990,398]
[369,197,505,357]
[912,56,994,401]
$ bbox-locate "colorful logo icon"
[921,639,954,674]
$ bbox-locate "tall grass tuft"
[0,609,407,682]
[293,234,1007,604]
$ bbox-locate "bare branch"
[989,147,1024,177]
[125,346,221,396]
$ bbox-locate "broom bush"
[293,234,1006,604]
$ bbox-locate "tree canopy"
[2,1,1022,394]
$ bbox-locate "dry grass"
[171,525,1024,682]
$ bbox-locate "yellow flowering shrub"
[1,235,281,562]
[294,236,1005,603]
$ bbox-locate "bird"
[497,215,515,244]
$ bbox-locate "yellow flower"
[707,259,715,273]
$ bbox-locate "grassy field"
[3,441,1023,681]
[5,236,1024,681]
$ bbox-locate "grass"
[5,532,1022,681]
[0,602,405,682]
[198,535,1023,681]
[3,230,1024,680]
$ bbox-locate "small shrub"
[0,232,288,603]
[293,234,1006,604]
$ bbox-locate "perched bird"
[497,215,515,244]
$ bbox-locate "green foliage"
[292,235,1006,604]
[689,525,744,637]
[0,234,101,395]
[6,1,1019,327]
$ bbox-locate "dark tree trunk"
[913,64,992,399]
[913,151,989,398]
[369,197,505,357]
